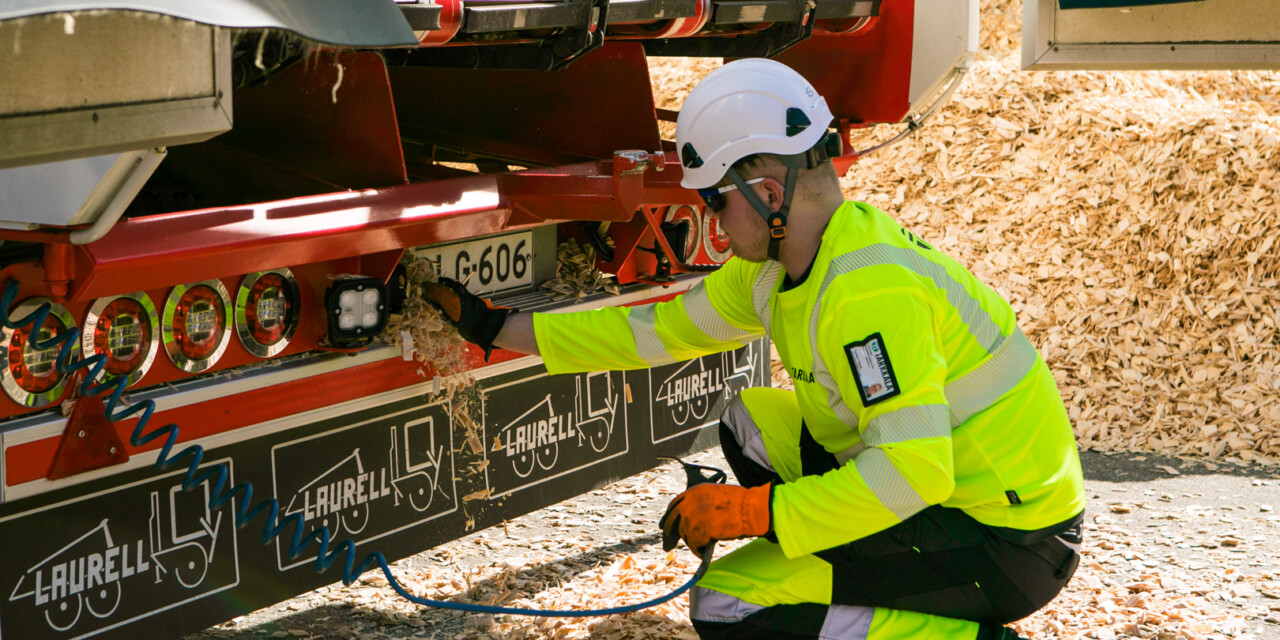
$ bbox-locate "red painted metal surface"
[227,51,408,190]
[417,0,464,45]
[3,343,534,487]
[389,43,660,166]
[70,178,510,300]
[43,243,74,302]
[774,0,916,126]
[0,29,884,479]
[5,356,415,486]
[0,260,375,418]
[9,34,873,304]
[66,148,696,303]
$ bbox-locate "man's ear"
[759,177,786,212]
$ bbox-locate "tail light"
[162,280,232,373]
[701,206,732,263]
[1,299,77,408]
[235,269,299,358]
[82,292,160,388]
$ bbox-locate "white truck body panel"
[1023,0,1280,70]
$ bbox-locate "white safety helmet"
[676,58,835,189]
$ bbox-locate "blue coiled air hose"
[0,280,712,618]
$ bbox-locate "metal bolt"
[109,447,117,454]
[77,430,85,438]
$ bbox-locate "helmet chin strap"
[725,163,800,261]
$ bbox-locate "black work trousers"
[695,422,1082,640]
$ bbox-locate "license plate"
[416,231,534,295]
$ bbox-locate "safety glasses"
[697,177,766,212]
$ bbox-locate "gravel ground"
[186,449,1280,640]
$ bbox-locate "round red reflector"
[1,299,77,408]
[83,292,160,387]
[701,208,732,263]
[162,280,232,373]
[235,269,299,358]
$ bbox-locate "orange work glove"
[660,483,772,557]
[422,278,514,360]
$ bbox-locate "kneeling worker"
[424,59,1085,640]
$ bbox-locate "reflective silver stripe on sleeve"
[855,447,929,521]
[626,304,678,367]
[834,330,1040,462]
[863,404,950,446]
[721,395,775,472]
[814,368,862,432]
[819,605,875,640]
[945,326,1039,427]
[682,280,759,343]
[809,241,1033,459]
[823,245,1006,355]
[834,404,948,465]
[689,586,768,623]
[834,442,865,466]
[751,261,784,343]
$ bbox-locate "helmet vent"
[786,108,811,137]
[681,142,704,169]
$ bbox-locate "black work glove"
[422,277,514,360]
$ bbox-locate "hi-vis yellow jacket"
[533,201,1085,559]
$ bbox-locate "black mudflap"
[0,339,767,640]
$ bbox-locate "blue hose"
[0,280,709,618]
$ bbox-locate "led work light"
[324,276,388,348]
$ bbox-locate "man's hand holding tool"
[658,456,771,558]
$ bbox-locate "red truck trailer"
[0,1,977,637]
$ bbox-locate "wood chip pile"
[1015,510,1276,640]
[380,254,472,379]
[541,238,621,300]
[844,1,1280,466]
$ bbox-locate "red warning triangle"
[47,381,130,480]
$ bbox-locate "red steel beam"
[66,152,691,302]
[69,176,511,301]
